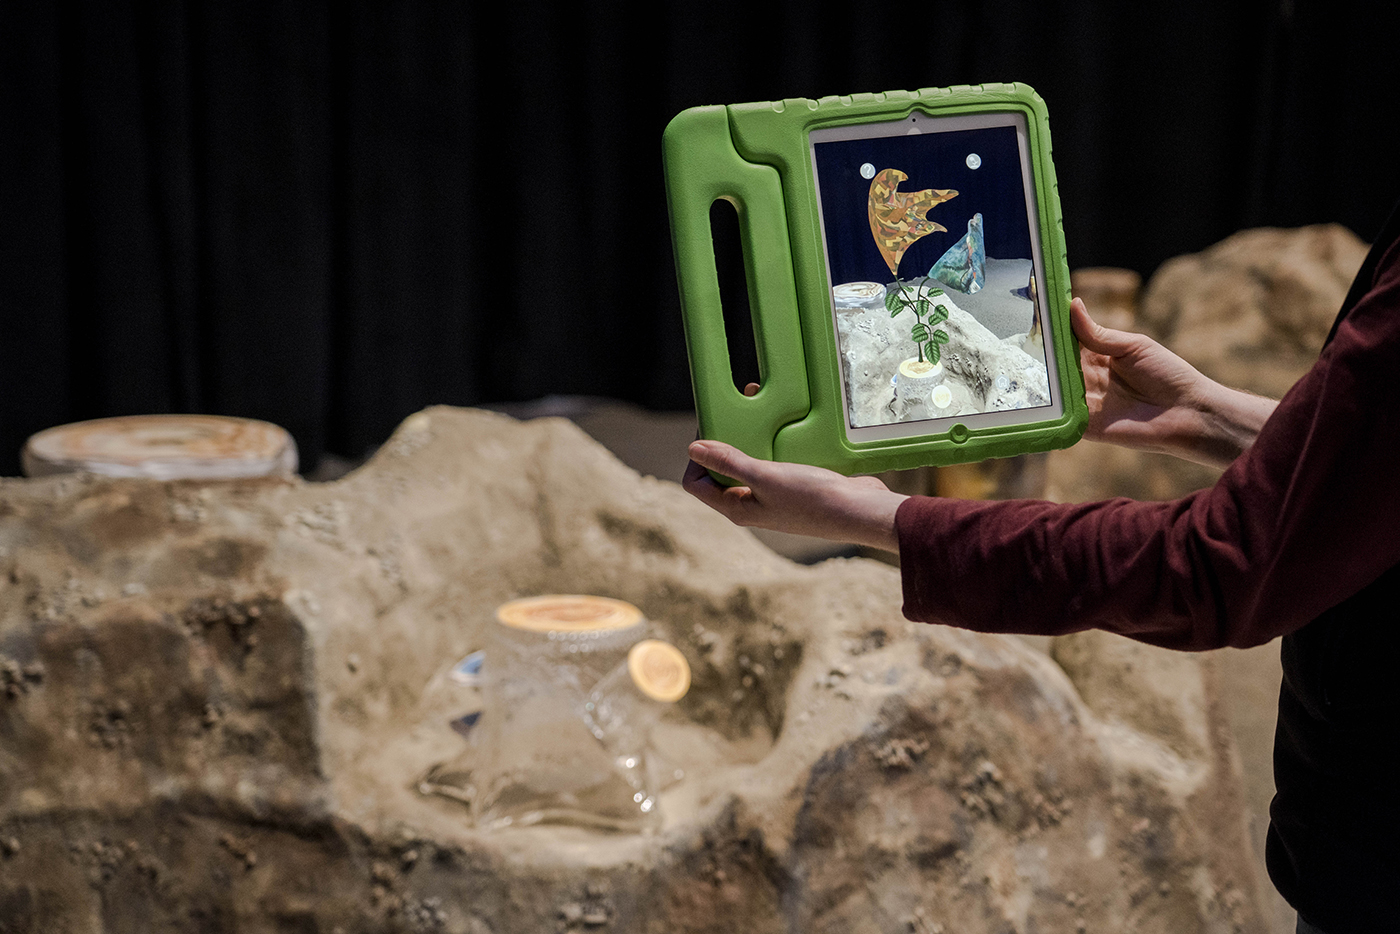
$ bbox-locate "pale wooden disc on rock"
[495,595,643,634]
[897,358,944,381]
[22,414,298,480]
[627,639,691,702]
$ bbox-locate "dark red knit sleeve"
[897,239,1400,651]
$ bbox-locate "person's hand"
[1071,298,1276,467]
[1072,297,1209,448]
[682,437,907,553]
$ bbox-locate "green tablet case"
[663,83,1087,475]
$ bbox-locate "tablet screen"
[810,111,1062,443]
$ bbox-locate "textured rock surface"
[0,407,1271,933]
[1138,224,1367,399]
[836,287,1048,428]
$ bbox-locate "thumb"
[688,440,766,486]
[1070,297,1136,357]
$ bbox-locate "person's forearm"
[683,440,908,553]
[1177,381,1278,469]
[839,486,907,553]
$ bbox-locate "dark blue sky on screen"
[813,124,1033,286]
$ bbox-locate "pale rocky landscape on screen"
[834,258,1050,429]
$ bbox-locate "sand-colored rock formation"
[1138,224,1367,399]
[0,407,1270,933]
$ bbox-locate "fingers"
[682,448,767,527]
[1069,297,1110,351]
[683,440,761,517]
[682,453,744,514]
[1070,297,1138,358]
[687,439,765,488]
[681,456,712,489]
[743,382,760,397]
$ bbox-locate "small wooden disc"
[495,595,643,634]
[22,414,298,480]
[627,640,691,703]
[898,358,941,379]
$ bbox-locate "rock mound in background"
[0,408,1269,933]
[1138,224,1367,399]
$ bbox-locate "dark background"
[3,0,1397,476]
[813,124,1032,284]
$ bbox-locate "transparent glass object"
[469,596,686,833]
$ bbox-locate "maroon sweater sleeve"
[897,239,1400,651]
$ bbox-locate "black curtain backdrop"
[2,0,1397,475]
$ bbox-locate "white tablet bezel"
[809,110,1064,445]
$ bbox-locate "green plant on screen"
[886,279,950,366]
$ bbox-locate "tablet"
[664,84,1085,476]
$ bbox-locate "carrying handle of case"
[663,106,810,470]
